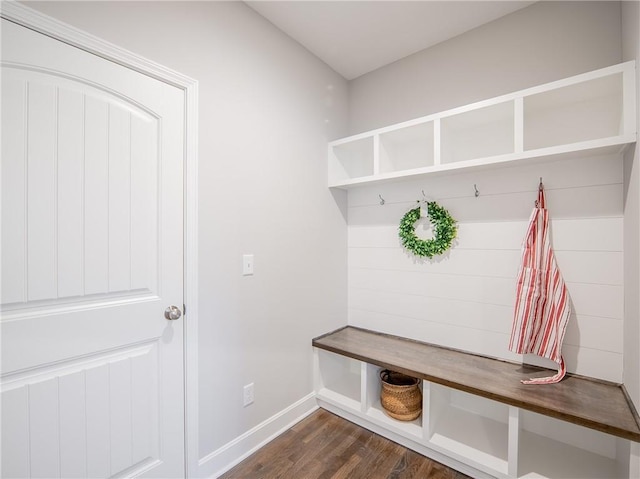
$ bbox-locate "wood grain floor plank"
[316,426,366,479]
[219,409,471,479]
[350,433,404,479]
[327,453,361,479]
[388,450,432,479]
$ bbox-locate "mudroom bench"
[312,326,640,479]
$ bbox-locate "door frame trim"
[0,3,200,476]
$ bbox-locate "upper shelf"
[328,61,636,188]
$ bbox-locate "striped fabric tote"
[508,184,571,384]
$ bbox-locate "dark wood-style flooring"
[220,408,471,479]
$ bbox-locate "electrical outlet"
[243,383,254,407]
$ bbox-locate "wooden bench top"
[313,326,640,442]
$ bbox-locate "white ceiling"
[246,1,536,80]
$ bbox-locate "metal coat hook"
[535,177,544,208]
[378,194,385,205]
[474,184,480,197]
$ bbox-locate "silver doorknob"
[164,305,182,320]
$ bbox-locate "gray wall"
[348,1,622,134]
[24,1,350,474]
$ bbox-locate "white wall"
[348,155,624,382]
[23,1,349,476]
[346,1,626,383]
[622,1,640,476]
[348,1,622,135]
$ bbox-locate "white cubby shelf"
[328,61,636,188]
[313,327,640,479]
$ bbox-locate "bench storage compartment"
[313,326,640,478]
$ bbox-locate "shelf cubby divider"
[440,100,515,165]
[507,407,520,478]
[378,121,435,173]
[523,72,624,151]
[328,135,374,185]
[363,363,423,439]
[314,348,361,410]
[427,383,510,477]
[516,409,623,479]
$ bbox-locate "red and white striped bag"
[509,185,571,384]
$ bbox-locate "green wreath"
[399,202,457,258]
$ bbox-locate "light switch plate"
[243,254,254,275]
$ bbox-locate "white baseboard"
[198,392,318,478]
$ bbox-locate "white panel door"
[1,19,185,478]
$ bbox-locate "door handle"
[164,305,182,320]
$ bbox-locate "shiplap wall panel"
[555,251,622,285]
[349,288,622,354]
[349,309,514,360]
[350,268,515,305]
[349,309,623,379]
[349,248,521,278]
[347,154,624,382]
[553,345,623,381]
[551,218,623,251]
[564,314,622,353]
[348,154,623,208]
[1,76,26,305]
[569,282,623,319]
[350,288,510,333]
[349,185,623,225]
[350,218,623,251]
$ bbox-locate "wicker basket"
[380,370,422,421]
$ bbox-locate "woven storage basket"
[380,370,422,421]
